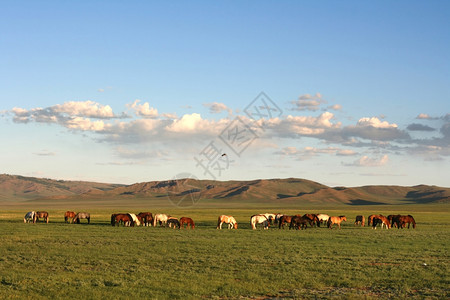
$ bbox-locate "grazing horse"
[180,217,195,229]
[250,214,270,230]
[289,215,310,230]
[367,214,379,226]
[24,211,36,223]
[129,213,141,226]
[35,211,49,223]
[137,212,153,226]
[372,215,390,229]
[64,211,76,223]
[303,214,320,227]
[167,218,180,229]
[274,213,284,225]
[217,215,238,229]
[153,214,169,227]
[327,216,347,229]
[112,213,134,227]
[354,215,365,227]
[398,215,416,229]
[388,215,401,228]
[278,215,293,229]
[72,212,90,224]
[261,213,276,225]
[316,214,330,226]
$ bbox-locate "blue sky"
[1,0,449,187]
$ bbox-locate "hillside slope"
[1,174,449,205]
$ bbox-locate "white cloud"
[203,102,233,116]
[328,104,342,111]
[417,113,433,120]
[53,100,115,118]
[127,100,158,118]
[290,93,326,111]
[346,154,389,167]
[356,117,398,129]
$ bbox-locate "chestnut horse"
[73,212,90,224]
[354,215,365,227]
[137,212,153,226]
[111,213,134,226]
[24,211,36,223]
[180,217,195,229]
[398,215,416,229]
[35,211,49,223]
[217,215,238,229]
[327,216,347,229]
[64,211,76,223]
[279,215,293,229]
[372,215,390,229]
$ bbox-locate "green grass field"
[1,204,449,299]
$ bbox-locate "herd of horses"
[23,211,416,230]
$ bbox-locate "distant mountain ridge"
[0,174,449,205]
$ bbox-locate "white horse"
[317,214,330,225]
[217,215,238,229]
[251,214,270,230]
[129,213,141,226]
[24,211,36,223]
[153,214,169,227]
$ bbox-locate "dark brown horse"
[35,211,49,223]
[64,211,76,223]
[354,215,365,227]
[180,217,195,229]
[289,215,310,230]
[388,215,401,228]
[137,212,153,226]
[303,214,320,227]
[167,218,180,229]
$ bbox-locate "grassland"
[1,203,449,299]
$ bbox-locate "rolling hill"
[0,174,449,206]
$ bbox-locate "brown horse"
[398,215,416,229]
[137,212,153,226]
[35,211,49,223]
[327,216,347,229]
[279,215,293,229]
[372,215,390,229]
[388,215,401,228]
[64,211,76,223]
[180,217,195,229]
[303,214,320,227]
[111,213,134,227]
[289,215,310,230]
[354,215,365,227]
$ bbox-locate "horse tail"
[327,218,332,228]
[217,216,221,229]
[409,215,416,228]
